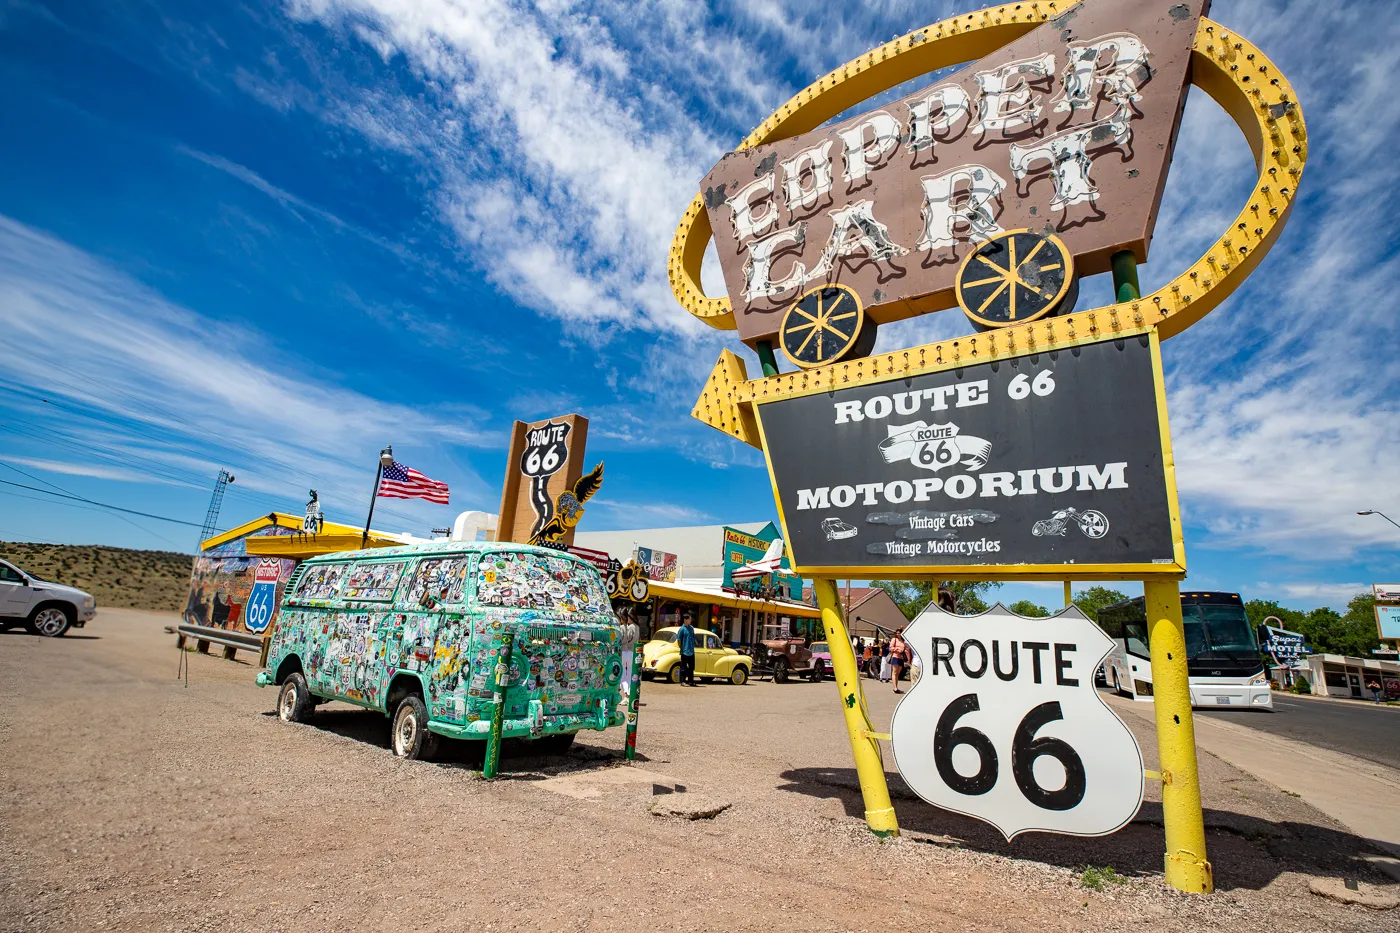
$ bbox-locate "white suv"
[0,559,96,637]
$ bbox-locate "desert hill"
[0,541,193,611]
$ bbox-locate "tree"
[1072,586,1129,625]
[1243,599,1305,632]
[1299,593,1381,658]
[1008,599,1050,618]
[875,580,1002,619]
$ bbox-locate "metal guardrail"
[175,624,268,664]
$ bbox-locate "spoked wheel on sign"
[778,284,875,369]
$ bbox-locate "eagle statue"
[529,461,604,546]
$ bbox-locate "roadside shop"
[573,521,819,648]
[1305,653,1400,700]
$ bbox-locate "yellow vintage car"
[642,627,752,685]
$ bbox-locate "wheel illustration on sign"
[778,284,876,369]
[1031,507,1109,539]
[821,517,858,541]
[954,229,1078,332]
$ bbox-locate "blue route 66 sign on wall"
[244,559,281,634]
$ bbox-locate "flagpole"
[361,445,392,549]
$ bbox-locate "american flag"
[377,460,450,504]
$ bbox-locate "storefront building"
[1305,653,1400,700]
[573,521,821,648]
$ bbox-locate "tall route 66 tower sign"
[670,0,1307,894]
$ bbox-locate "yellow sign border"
[679,8,1307,449]
[753,329,1187,582]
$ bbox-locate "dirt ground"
[2,609,1397,933]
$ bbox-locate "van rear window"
[341,560,407,601]
[476,551,608,615]
[405,556,473,606]
[295,562,349,600]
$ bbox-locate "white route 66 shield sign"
[891,602,1144,839]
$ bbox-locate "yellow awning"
[243,533,404,559]
[644,579,820,618]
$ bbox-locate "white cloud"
[1256,580,1370,607]
[2,456,191,486]
[0,215,494,525]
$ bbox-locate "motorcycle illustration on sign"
[1031,507,1110,539]
[890,602,1143,839]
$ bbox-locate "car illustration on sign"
[821,518,858,541]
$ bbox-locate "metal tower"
[198,470,234,548]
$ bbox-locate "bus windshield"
[1183,603,1259,660]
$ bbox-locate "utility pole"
[198,470,234,549]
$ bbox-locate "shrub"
[1080,866,1126,890]
[1291,675,1311,694]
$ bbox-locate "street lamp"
[361,445,395,547]
[1358,510,1400,531]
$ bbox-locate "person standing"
[1368,677,1384,703]
[879,640,892,683]
[889,628,911,694]
[619,607,640,702]
[678,615,697,687]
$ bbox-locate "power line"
[0,479,204,528]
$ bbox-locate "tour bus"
[255,540,627,759]
[1097,591,1272,710]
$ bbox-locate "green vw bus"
[255,541,626,759]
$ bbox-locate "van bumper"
[255,671,275,687]
[429,707,626,740]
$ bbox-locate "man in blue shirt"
[677,615,697,686]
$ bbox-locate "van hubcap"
[395,711,417,755]
[34,609,67,636]
[279,687,296,720]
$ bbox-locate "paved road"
[1196,694,1400,772]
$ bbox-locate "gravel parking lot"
[3,609,1397,932]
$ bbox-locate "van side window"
[340,561,407,601]
[295,562,349,600]
[405,556,473,606]
[476,551,608,615]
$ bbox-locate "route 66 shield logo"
[891,603,1143,839]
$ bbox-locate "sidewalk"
[1105,694,1400,870]
[1276,689,1400,711]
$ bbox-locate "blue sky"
[0,0,1396,612]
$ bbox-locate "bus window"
[1123,617,1150,658]
[295,562,349,601]
[476,551,610,616]
[340,561,407,601]
[404,556,473,607]
[1182,603,1259,657]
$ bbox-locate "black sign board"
[755,333,1184,578]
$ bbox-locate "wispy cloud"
[0,215,493,525]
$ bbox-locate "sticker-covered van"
[255,540,625,759]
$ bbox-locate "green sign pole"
[624,647,644,760]
[483,632,515,779]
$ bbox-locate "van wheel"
[277,673,314,723]
[730,666,748,686]
[668,665,683,684]
[392,695,438,761]
[29,605,73,637]
[772,659,789,683]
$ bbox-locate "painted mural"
[183,526,298,635]
[263,543,626,740]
